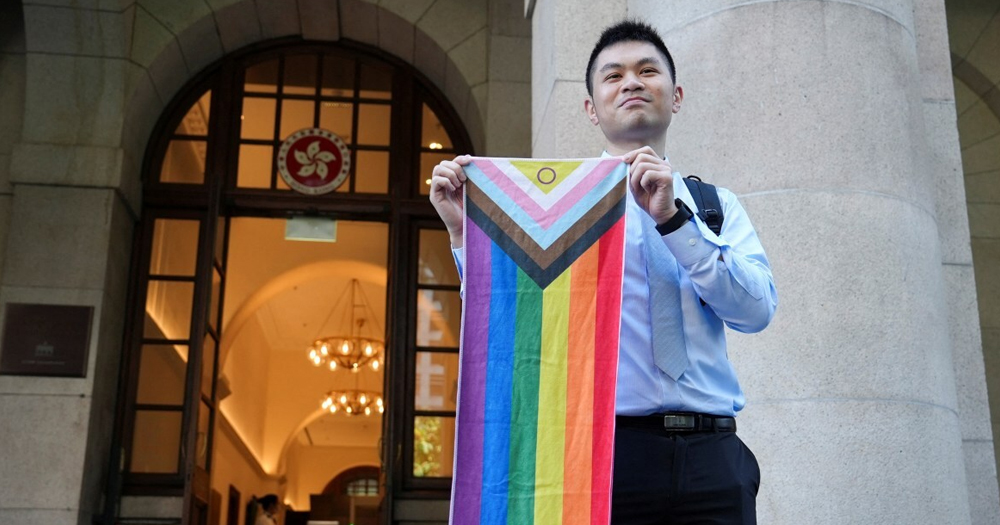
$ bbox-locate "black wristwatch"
[655,198,693,236]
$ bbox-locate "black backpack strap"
[683,175,724,236]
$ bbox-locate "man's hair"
[258,494,279,510]
[585,20,676,96]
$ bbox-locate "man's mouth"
[619,97,649,108]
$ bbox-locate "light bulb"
[309,349,317,359]
[341,342,350,354]
[378,406,384,414]
[346,406,353,413]
[329,361,336,370]
[320,344,329,356]
[365,344,373,356]
[365,407,371,415]
[340,394,348,404]
[371,360,380,371]
[360,394,367,404]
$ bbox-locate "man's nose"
[622,73,644,91]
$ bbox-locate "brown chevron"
[467,178,626,270]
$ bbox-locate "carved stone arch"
[118,0,487,212]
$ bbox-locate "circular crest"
[277,128,351,195]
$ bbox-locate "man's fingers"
[623,146,658,163]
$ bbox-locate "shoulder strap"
[683,175,724,236]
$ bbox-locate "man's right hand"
[429,155,471,248]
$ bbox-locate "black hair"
[585,19,676,96]
[258,494,279,510]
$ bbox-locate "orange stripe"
[562,241,599,524]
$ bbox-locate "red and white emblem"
[277,128,351,195]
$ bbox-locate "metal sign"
[0,303,94,377]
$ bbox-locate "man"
[253,494,279,525]
[430,20,777,525]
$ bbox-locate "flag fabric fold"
[450,157,628,525]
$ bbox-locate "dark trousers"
[611,424,760,524]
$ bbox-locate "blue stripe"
[480,241,517,524]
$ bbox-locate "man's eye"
[642,68,658,74]
[605,73,621,81]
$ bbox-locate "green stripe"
[507,268,543,524]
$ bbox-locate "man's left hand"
[623,146,678,225]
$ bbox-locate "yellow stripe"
[534,266,571,524]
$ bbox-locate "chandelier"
[321,389,384,416]
[307,279,384,373]
[309,279,384,417]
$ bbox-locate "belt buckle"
[662,414,696,430]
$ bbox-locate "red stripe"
[591,217,625,524]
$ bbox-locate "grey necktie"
[642,214,689,380]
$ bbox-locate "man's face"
[585,40,682,147]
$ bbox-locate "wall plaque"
[0,303,94,378]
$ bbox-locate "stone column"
[533,0,977,522]
[0,3,135,524]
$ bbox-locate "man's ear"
[584,97,599,125]
[672,85,684,113]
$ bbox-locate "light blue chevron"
[465,162,626,250]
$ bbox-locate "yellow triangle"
[509,161,584,194]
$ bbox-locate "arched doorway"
[111,40,470,524]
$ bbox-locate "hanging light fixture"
[321,389,384,416]
[307,279,384,373]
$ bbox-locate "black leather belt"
[616,412,737,433]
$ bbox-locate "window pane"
[136,344,187,405]
[416,290,460,348]
[413,416,455,477]
[418,229,460,286]
[240,98,276,140]
[355,150,388,194]
[145,280,195,340]
[160,140,206,184]
[347,478,379,496]
[150,219,200,276]
[237,144,273,189]
[131,410,182,473]
[360,63,392,99]
[202,334,216,399]
[319,102,354,143]
[414,352,458,411]
[419,152,452,196]
[174,90,211,136]
[281,99,315,140]
[245,59,279,93]
[357,104,391,146]
[322,55,355,97]
[284,54,318,95]
[209,268,221,331]
[214,217,225,266]
[197,400,211,469]
[421,103,452,150]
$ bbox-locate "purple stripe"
[452,220,490,524]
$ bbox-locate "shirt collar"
[601,150,670,163]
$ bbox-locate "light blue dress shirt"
[452,156,777,417]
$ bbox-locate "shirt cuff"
[451,247,465,281]
[660,219,719,267]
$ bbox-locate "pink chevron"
[476,158,621,230]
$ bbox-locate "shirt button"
[688,238,697,246]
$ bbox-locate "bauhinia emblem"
[277,128,351,195]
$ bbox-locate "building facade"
[0,0,998,524]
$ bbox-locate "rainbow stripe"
[451,158,626,525]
